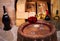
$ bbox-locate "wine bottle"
[45,10,50,21]
[54,10,59,20]
[2,6,11,31]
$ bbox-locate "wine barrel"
[17,20,57,41]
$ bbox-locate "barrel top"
[18,20,56,39]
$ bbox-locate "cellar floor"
[0,25,60,41]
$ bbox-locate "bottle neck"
[3,6,7,14]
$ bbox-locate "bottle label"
[4,13,7,15]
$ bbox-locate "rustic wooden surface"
[0,26,60,41]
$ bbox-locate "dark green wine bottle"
[45,10,50,21]
[2,6,11,31]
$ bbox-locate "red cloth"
[28,16,37,23]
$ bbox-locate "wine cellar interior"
[16,0,60,26]
[0,0,60,41]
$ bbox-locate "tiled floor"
[0,26,18,41]
[0,25,60,41]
